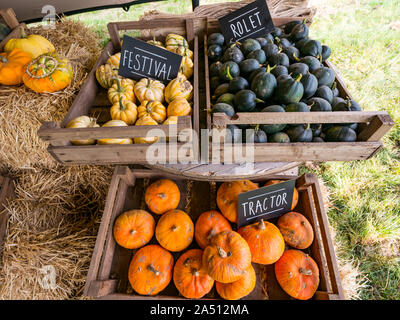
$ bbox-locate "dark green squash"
[307,97,332,111]
[288,63,309,77]
[333,99,362,111]
[219,61,240,81]
[289,22,309,42]
[331,96,345,108]
[222,44,244,64]
[331,82,339,97]
[294,38,309,51]
[262,42,279,59]
[239,58,262,76]
[311,124,323,137]
[300,73,318,98]
[265,33,274,42]
[325,126,357,142]
[244,126,268,143]
[210,76,221,90]
[211,103,235,117]
[228,76,249,93]
[208,33,225,46]
[283,20,302,34]
[208,44,223,61]
[241,38,261,56]
[313,67,335,87]
[277,74,292,83]
[256,37,268,47]
[285,102,310,112]
[321,45,332,62]
[275,37,292,49]
[217,93,235,106]
[275,74,304,104]
[249,67,266,83]
[269,52,290,68]
[286,124,313,142]
[297,56,321,73]
[234,90,263,112]
[247,49,267,64]
[272,27,283,38]
[212,83,230,100]
[271,65,288,78]
[260,105,286,134]
[314,85,334,104]
[300,39,322,58]
[251,65,277,100]
[282,46,300,64]
[210,61,223,77]
[312,137,324,142]
[269,132,290,143]
[225,125,242,143]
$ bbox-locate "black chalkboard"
[118,35,183,82]
[237,179,296,227]
[218,0,275,43]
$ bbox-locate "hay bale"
[0,18,101,171]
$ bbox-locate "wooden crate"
[204,18,394,162]
[38,18,200,165]
[0,8,23,52]
[0,175,14,261]
[84,166,345,300]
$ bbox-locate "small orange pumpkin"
[238,219,285,265]
[202,230,251,283]
[277,212,314,249]
[128,244,174,296]
[113,210,155,249]
[194,210,232,249]
[145,179,181,215]
[173,249,214,299]
[216,265,256,300]
[155,209,194,252]
[275,249,320,300]
[0,48,32,85]
[216,180,258,223]
[264,180,299,210]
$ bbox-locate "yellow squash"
[108,78,135,104]
[165,34,193,59]
[134,78,165,103]
[22,52,73,93]
[134,115,159,144]
[4,27,55,59]
[110,97,138,125]
[0,48,32,85]
[96,63,120,89]
[165,74,193,103]
[106,52,120,69]
[138,100,167,123]
[66,116,99,145]
[180,55,194,79]
[147,37,165,49]
[97,120,133,145]
[167,98,192,117]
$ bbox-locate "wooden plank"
[0,23,24,52]
[212,111,390,126]
[86,280,118,298]
[0,176,14,262]
[0,8,19,29]
[357,113,395,142]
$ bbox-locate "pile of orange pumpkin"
[66,33,194,145]
[113,178,320,300]
[0,27,73,93]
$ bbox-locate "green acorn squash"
[251,65,277,100]
[312,137,324,142]
[269,52,290,68]
[307,97,332,111]
[275,74,304,104]
[212,83,230,99]
[208,33,225,46]
[210,76,221,90]
[296,56,321,72]
[314,85,333,104]
[226,124,242,143]
[283,20,302,34]
[211,103,235,117]
[288,63,309,77]
[219,61,240,81]
[285,102,310,112]
[256,37,268,47]
[333,99,362,111]
[270,132,290,143]
[286,124,313,142]
[247,49,266,64]
[229,76,249,93]
[260,105,286,134]
[271,65,288,78]
[210,61,223,77]
[241,38,261,56]
[262,42,279,59]
[208,44,222,61]
[282,46,300,64]
[272,27,283,38]
[234,90,263,112]
[244,126,268,143]
[222,44,244,64]
[239,59,262,76]
[313,67,335,87]
[249,67,266,83]
[321,45,331,62]
[325,126,357,142]
[300,73,318,99]
[289,22,309,42]
[217,93,235,106]
[331,96,345,108]
[300,40,322,58]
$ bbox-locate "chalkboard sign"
[218,0,275,43]
[237,179,296,227]
[118,35,183,82]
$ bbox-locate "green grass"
[73,0,399,299]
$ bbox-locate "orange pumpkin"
[0,48,32,85]
[216,265,256,300]
[145,179,180,215]
[277,212,314,249]
[155,209,194,252]
[194,210,232,249]
[128,244,174,296]
[173,249,214,299]
[275,249,320,300]
[202,230,251,283]
[113,210,155,249]
[238,219,285,265]
[22,52,73,93]
[264,180,299,210]
[216,180,258,223]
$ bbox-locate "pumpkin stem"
[20,26,27,39]
[258,219,266,230]
[226,67,233,81]
[305,123,311,131]
[299,268,313,276]
[295,73,303,82]
[217,246,227,258]
[206,229,217,240]
[113,77,122,92]
[171,225,178,232]
[129,229,136,235]
[147,264,160,276]
[293,54,301,62]
[119,97,126,111]
[0,56,7,64]
[191,268,200,277]
[254,98,264,104]
[266,64,276,74]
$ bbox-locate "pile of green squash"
[207,20,361,143]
